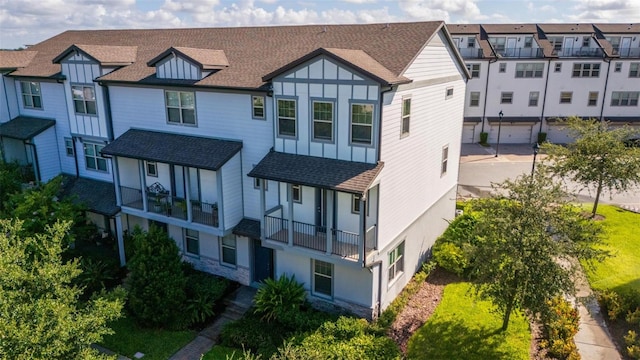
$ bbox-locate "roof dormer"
[147,47,229,80]
[53,44,137,66]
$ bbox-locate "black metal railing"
[192,200,218,227]
[293,221,326,253]
[496,48,543,58]
[120,186,143,209]
[264,215,288,243]
[332,229,359,260]
[554,47,604,57]
[457,47,484,58]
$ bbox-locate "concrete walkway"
[168,286,256,360]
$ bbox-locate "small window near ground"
[146,161,158,177]
[388,242,404,283]
[292,184,302,203]
[252,95,265,119]
[221,234,236,266]
[529,91,539,107]
[83,143,108,172]
[20,81,42,109]
[313,260,333,297]
[588,92,598,107]
[501,92,513,104]
[445,87,454,99]
[499,63,507,73]
[611,92,639,106]
[560,92,573,104]
[401,97,411,137]
[64,138,74,157]
[185,228,199,256]
[441,145,449,176]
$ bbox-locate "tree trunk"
[592,176,604,217]
[502,293,516,331]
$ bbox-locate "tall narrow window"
[524,37,533,48]
[351,103,374,145]
[588,92,598,106]
[312,101,333,141]
[252,96,265,119]
[291,184,302,203]
[499,63,507,73]
[441,145,449,175]
[20,81,42,109]
[529,91,539,107]
[221,235,236,266]
[254,178,268,190]
[185,229,199,256]
[388,242,404,282]
[313,260,333,297]
[277,99,296,137]
[582,36,590,47]
[501,92,513,104]
[469,92,480,107]
[165,91,196,125]
[84,143,107,172]
[352,194,361,214]
[72,85,97,115]
[554,63,562,72]
[467,37,476,48]
[146,161,158,177]
[560,92,573,104]
[401,97,411,136]
[64,138,74,157]
[614,62,622,72]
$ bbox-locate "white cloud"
[340,0,377,4]
[397,0,482,22]
[568,0,640,22]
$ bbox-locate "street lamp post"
[531,142,540,176]
[495,110,503,157]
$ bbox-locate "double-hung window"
[84,143,107,172]
[252,96,265,119]
[72,85,97,115]
[630,63,640,78]
[166,91,196,125]
[560,92,573,104]
[185,229,199,256]
[572,63,600,78]
[388,242,404,282]
[312,101,333,141]
[20,81,42,109]
[146,161,158,177]
[529,91,539,107]
[588,92,598,107]
[501,92,513,104]
[313,260,333,297]
[277,99,296,137]
[469,92,480,107]
[350,103,374,145]
[64,138,74,157]
[441,145,449,175]
[291,184,302,203]
[352,194,362,214]
[221,235,236,266]
[401,97,411,137]
[515,63,544,78]
[611,92,639,106]
[466,63,480,78]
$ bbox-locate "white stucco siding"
[156,56,202,80]
[272,56,380,164]
[33,127,61,182]
[221,152,243,231]
[601,61,640,117]
[463,61,489,118]
[485,60,548,118]
[403,30,466,82]
[377,78,464,251]
[544,59,607,118]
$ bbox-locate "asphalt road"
[458,144,640,209]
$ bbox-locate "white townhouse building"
[0,22,469,318]
[449,23,640,144]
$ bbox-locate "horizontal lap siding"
[221,153,243,232]
[33,127,61,182]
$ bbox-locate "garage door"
[462,124,475,143]
[489,125,532,144]
[546,125,573,144]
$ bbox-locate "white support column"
[115,214,126,266]
[112,156,122,206]
[359,196,366,263]
[287,183,294,246]
[326,190,334,255]
[185,167,192,222]
[259,179,266,240]
[139,160,147,212]
[216,169,224,230]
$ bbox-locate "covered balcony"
[495,47,543,58]
[102,129,242,232]
[457,47,484,59]
[554,47,605,57]
[250,151,383,264]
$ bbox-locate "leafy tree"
[467,171,605,331]
[542,117,640,217]
[0,160,24,213]
[127,225,187,328]
[0,219,124,360]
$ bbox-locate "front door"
[315,189,327,233]
[253,239,273,283]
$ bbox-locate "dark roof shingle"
[60,175,119,216]
[0,116,56,140]
[101,129,242,171]
[233,218,261,239]
[248,151,384,195]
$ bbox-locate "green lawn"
[99,316,196,360]
[407,282,531,360]
[583,205,640,296]
[203,345,244,360]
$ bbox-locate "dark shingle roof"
[248,151,384,195]
[464,117,482,123]
[0,50,37,70]
[101,129,242,171]
[0,116,56,140]
[9,22,444,88]
[60,175,119,216]
[605,117,640,123]
[233,218,261,239]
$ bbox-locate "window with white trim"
[528,91,539,107]
[611,92,639,106]
[146,161,158,177]
[467,37,476,48]
[252,95,265,119]
[614,62,622,72]
[470,92,480,107]
[588,92,598,107]
[254,178,268,190]
[221,234,236,266]
[313,260,333,297]
[64,138,74,157]
[501,92,513,104]
[572,63,600,78]
[441,145,449,175]
[401,97,411,136]
[499,63,506,73]
[554,63,562,72]
[524,37,533,48]
[185,228,199,256]
[291,184,302,203]
[71,85,97,115]
[83,143,107,172]
[466,63,480,78]
[20,81,42,109]
[560,92,573,104]
[630,63,640,78]
[166,91,196,125]
[277,99,296,137]
[350,103,374,145]
[352,194,361,214]
[388,242,404,282]
[312,101,333,141]
[445,87,454,99]
[515,63,544,78]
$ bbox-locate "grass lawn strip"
[100,316,196,360]
[407,282,531,360]
[203,345,243,360]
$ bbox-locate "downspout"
[377,85,395,162]
[539,58,552,133]
[480,59,496,133]
[72,136,80,177]
[599,58,612,122]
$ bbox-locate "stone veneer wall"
[183,255,251,286]
[308,295,375,320]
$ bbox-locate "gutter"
[480,58,497,134]
[599,58,612,122]
[539,58,552,133]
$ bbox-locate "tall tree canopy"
[542,117,640,216]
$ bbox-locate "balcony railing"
[120,186,143,209]
[293,221,327,253]
[554,47,604,57]
[264,215,288,243]
[192,200,219,227]
[147,193,188,221]
[457,47,484,58]
[495,48,543,58]
[332,229,359,260]
[613,47,640,58]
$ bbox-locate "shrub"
[77,256,119,295]
[220,312,289,355]
[253,274,306,323]
[431,213,477,277]
[479,132,488,144]
[598,289,626,320]
[184,270,229,326]
[432,242,467,276]
[540,297,580,360]
[537,132,547,143]
[127,225,187,328]
[627,308,640,325]
[626,330,640,359]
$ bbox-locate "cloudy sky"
[1,0,639,49]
